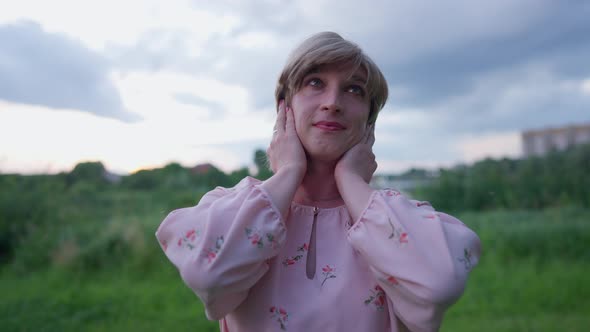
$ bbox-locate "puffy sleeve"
[155,177,287,320]
[347,189,481,332]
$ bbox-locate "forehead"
[305,62,367,82]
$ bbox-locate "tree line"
[0,144,588,269]
[416,143,590,212]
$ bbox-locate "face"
[290,63,371,162]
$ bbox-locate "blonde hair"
[275,32,388,124]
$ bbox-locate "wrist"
[275,164,306,183]
[336,173,374,222]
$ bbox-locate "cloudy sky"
[1,0,589,175]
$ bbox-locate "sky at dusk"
[1,0,589,175]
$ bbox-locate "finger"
[275,100,286,134]
[285,105,296,135]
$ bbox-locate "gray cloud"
[118,1,590,109]
[378,3,590,108]
[0,20,140,122]
[174,92,226,120]
[106,1,590,166]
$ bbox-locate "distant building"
[522,123,590,157]
[191,163,215,175]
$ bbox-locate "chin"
[305,146,346,163]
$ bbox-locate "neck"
[294,159,343,208]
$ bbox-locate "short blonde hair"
[275,32,388,124]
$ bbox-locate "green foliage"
[66,161,109,187]
[0,174,64,264]
[120,162,243,191]
[419,144,590,211]
[0,160,233,272]
[1,208,589,331]
[1,146,589,330]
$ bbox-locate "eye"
[306,77,323,88]
[347,84,366,96]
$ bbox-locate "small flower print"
[386,276,399,285]
[270,306,289,330]
[320,265,337,288]
[245,227,263,248]
[364,285,386,311]
[186,229,197,241]
[282,255,303,266]
[282,243,308,267]
[386,189,401,197]
[245,227,278,249]
[416,201,431,207]
[387,218,409,246]
[399,232,408,244]
[177,229,200,250]
[423,214,437,220]
[161,239,168,251]
[458,248,473,271]
[266,233,279,250]
[204,236,224,263]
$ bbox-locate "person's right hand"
[267,100,307,180]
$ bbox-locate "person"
[155,31,481,332]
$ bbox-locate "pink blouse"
[155,177,480,332]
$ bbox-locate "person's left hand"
[334,124,377,184]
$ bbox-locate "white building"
[522,123,590,157]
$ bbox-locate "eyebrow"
[303,67,321,76]
[303,67,367,84]
[349,74,367,84]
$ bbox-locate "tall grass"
[1,189,588,331]
[441,208,590,332]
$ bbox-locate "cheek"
[290,99,310,132]
[351,124,368,143]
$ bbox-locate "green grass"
[0,267,218,332]
[442,259,590,332]
[1,207,589,331]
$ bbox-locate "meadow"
[1,148,589,331]
[0,187,588,331]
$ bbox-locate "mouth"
[313,121,346,131]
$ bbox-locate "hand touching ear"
[261,101,307,218]
[266,100,307,179]
[335,124,377,184]
[334,124,377,221]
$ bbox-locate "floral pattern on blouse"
[269,306,289,330]
[282,243,308,266]
[364,285,386,311]
[386,276,399,285]
[387,218,409,246]
[385,189,401,197]
[204,236,224,263]
[320,265,336,288]
[423,213,437,220]
[245,227,279,250]
[458,248,473,271]
[177,229,200,250]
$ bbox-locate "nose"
[320,86,342,113]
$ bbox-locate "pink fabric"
[156,177,481,331]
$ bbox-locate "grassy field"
[1,207,589,331]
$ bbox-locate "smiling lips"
[313,121,346,131]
